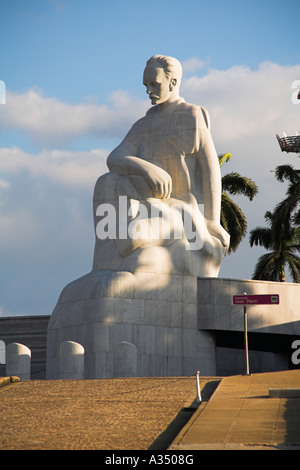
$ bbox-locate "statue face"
[143,65,174,105]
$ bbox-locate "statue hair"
[146,55,182,85]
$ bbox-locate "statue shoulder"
[125,116,146,138]
[146,106,158,116]
[199,105,210,129]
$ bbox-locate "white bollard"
[113,341,138,377]
[59,341,84,379]
[6,343,31,381]
[196,370,202,403]
[0,340,5,364]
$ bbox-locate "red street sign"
[233,294,280,305]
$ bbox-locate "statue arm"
[108,153,172,199]
[197,107,230,248]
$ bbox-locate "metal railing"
[276,134,300,154]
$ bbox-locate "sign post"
[243,299,249,375]
[233,293,280,375]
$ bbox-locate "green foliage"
[249,164,300,282]
[219,154,258,253]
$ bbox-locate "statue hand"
[207,221,230,249]
[145,166,172,199]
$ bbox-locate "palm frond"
[249,226,273,249]
[285,252,300,283]
[222,172,258,201]
[275,164,300,184]
[252,252,279,281]
[273,191,300,227]
[218,153,231,166]
[218,153,258,254]
[221,193,247,252]
[250,163,300,283]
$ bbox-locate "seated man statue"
[92,54,229,279]
[47,54,229,379]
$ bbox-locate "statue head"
[143,54,182,106]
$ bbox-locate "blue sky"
[1,0,300,316]
[2,1,299,99]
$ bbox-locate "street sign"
[233,294,280,305]
[233,293,280,376]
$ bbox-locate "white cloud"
[0,306,18,317]
[2,62,299,153]
[0,179,10,189]
[182,57,206,74]
[0,146,109,187]
[181,62,300,145]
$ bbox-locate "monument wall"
[197,277,300,335]
[46,274,217,378]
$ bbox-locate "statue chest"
[137,111,198,162]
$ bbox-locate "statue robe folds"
[93,98,227,278]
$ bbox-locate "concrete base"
[47,275,300,380]
[269,388,300,398]
[46,270,217,379]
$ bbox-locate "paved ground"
[1,370,300,451]
[170,370,300,450]
[0,375,219,450]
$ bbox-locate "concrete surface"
[170,370,300,450]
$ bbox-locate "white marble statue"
[93,54,229,278]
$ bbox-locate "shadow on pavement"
[148,380,221,450]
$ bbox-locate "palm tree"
[272,164,300,228]
[249,164,300,283]
[249,211,300,282]
[219,153,258,253]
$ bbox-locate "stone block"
[269,388,300,398]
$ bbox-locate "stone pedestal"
[6,342,31,381]
[59,341,84,379]
[46,270,216,379]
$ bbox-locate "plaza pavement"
[169,369,300,450]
